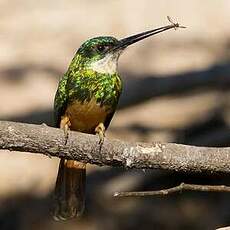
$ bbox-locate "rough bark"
[0,121,230,174]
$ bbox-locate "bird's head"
[73,17,185,74]
[76,36,120,74]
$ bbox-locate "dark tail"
[53,159,86,220]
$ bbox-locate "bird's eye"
[96,45,110,52]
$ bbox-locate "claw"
[63,124,69,145]
[60,115,71,145]
[95,123,105,146]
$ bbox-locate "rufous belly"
[64,98,110,133]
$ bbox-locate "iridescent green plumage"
[54,36,122,129]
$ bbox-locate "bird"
[53,17,184,220]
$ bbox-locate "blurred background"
[0,0,230,229]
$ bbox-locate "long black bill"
[114,17,185,51]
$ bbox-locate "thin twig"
[114,183,230,197]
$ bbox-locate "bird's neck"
[68,53,119,75]
[89,53,119,74]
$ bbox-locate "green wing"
[54,74,69,127]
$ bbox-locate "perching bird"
[53,17,183,220]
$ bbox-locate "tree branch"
[114,183,230,197]
[0,120,230,174]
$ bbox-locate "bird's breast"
[65,98,111,133]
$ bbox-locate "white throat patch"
[90,53,120,74]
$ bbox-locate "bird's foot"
[60,116,71,145]
[95,123,105,146]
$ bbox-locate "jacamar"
[53,18,183,220]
